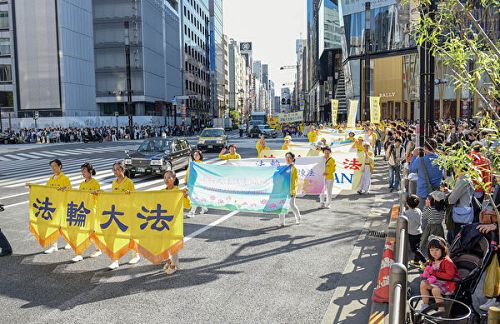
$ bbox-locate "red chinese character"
[342,158,362,170]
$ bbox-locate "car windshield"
[258,125,270,130]
[201,129,224,137]
[137,139,171,153]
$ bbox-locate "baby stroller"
[410,224,492,322]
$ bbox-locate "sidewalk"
[321,155,398,323]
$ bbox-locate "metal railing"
[389,209,409,324]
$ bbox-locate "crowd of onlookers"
[0,124,209,144]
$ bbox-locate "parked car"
[124,137,191,177]
[197,128,227,151]
[248,124,278,138]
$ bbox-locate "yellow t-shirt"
[281,144,289,150]
[325,157,336,180]
[219,152,241,160]
[307,131,318,143]
[112,177,135,192]
[46,172,72,189]
[79,178,101,191]
[290,164,298,197]
[256,142,270,157]
[165,186,191,209]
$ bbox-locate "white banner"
[278,112,304,123]
[347,100,358,129]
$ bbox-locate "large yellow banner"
[347,100,358,129]
[29,185,184,264]
[370,96,381,124]
[331,99,339,125]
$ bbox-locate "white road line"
[14,153,38,159]
[184,210,239,243]
[4,154,26,160]
[27,152,54,158]
[0,156,9,161]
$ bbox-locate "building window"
[0,11,8,29]
[0,38,9,55]
[0,64,12,83]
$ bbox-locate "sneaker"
[90,250,102,258]
[295,219,300,224]
[186,211,194,218]
[357,191,363,195]
[108,260,119,270]
[72,255,83,263]
[163,259,177,275]
[128,254,141,264]
[200,207,208,214]
[419,304,429,312]
[64,243,72,250]
[325,204,331,209]
[480,298,497,311]
[44,246,58,254]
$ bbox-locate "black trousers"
[0,228,12,252]
[409,233,426,263]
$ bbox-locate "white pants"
[279,197,301,225]
[111,134,117,141]
[358,165,372,193]
[188,206,208,215]
[320,180,334,206]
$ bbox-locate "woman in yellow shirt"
[44,159,72,254]
[278,152,302,227]
[219,144,241,160]
[72,162,102,263]
[352,136,364,152]
[256,135,270,157]
[320,147,336,208]
[162,170,191,275]
[281,135,292,150]
[185,150,208,218]
[346,132,356,142]
[108,161,139,270]
[307,126,318,143]
[357,143,375,195]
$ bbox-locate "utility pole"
[364,2,371,122]
[124,21,134,140]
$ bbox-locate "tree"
[414,0,499,119]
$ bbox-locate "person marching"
[357,143,375,195]
[71,162,102,262]
[163,170,191,275]
[279,152,302,227]
[185,150,208,218]
[256,135,270,157]
[44,159,72,254]
[108,160,140,270]
[219,144,241,160]
[320,147,336,208]
[282,135,292,150]
[307,126,318,143]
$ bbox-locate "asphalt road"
[0,133,386,323]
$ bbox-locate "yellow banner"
[29,186,184,264]
[260,149,320,158]
[331,99,339,125]
[268,116,279,129]
[347,100,358,129]
[370,96,381,124]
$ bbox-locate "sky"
[223,0,307,95]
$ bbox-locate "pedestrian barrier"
[371,236,396,303]
[389,215,409,323]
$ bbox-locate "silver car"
[124,138,191,177]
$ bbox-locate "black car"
[124,138,191,177]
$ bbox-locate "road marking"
[184,210,239,243]
[4,154,26,160]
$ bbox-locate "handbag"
[484,254,500,298]
[480,210,498,224]
[420,158,440,194]
[452,206,474,224]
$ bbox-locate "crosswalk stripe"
[27,152,54,158]
[0,156,9,161]
[16,153,37,159]
[4,154,26,160]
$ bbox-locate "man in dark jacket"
[0,204,12,257]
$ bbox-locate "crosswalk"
[0,145,139,162]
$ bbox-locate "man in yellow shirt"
[282,135,292,150]
[255,135,270,157]
[307,126,318,143]
[320,147,336,208]
[219,144,241,160]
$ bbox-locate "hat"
[357,136,363,140]
[429,191,445,202]
[320,137,327,142]
[284,135,292,141]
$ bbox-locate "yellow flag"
[331,99,339,125]
[347,100,358,129]
[60,190,96,255]
[29,184,65,247]
[130,191,184,264]
[370,96,381,124]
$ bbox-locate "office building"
[209,0,223,117]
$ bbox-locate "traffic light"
[281,98,286,104]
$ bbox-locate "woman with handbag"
[447,165,475,243]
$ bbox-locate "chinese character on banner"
[342,158,362,170]
[306,169,315,177]
[66,201,90,227]
[255,160,265,167]
[270,159,281,167]
[33,197,56,220]
[136,204,174,232]
[101,204,128,232]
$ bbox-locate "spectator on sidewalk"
[386,137,406,192]
[405,195,427,266]
[374,123,383,156]
[420,191,446,257]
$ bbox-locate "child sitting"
[405,195,426,266]
[420,191,446,257]
[419,236,460,311]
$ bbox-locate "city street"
[0,135,390,323]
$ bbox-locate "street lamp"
[434,78,448,120]
[124,21,134,140]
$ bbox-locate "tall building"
[9,0,96,118]
[222,34,229,112]
[209,0,223,117]
[262,64,269,89]
[253,60,262,81]
[274,96,281,115]
[93,0,181,118]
